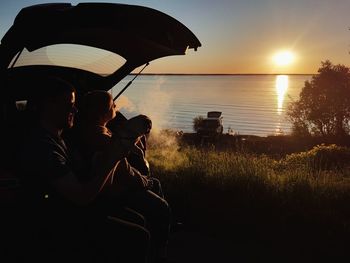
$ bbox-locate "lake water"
[111,74,312,137]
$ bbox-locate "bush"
[193,115,204,133]
[281,144,350,171]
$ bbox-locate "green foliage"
[148,142,350,192]
[147,140,350,256]
[192,115,204,132]
[287,60,350,137]
[279,144,350,171]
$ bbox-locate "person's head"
[79,90,117,125]
[35,76,77,130]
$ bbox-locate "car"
[0,2,200,176]
[197,111,224,137]
[0,2,200,260]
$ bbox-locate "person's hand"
[146,177,154,190]
[117,134,145,157]
[130,139,145,158]
[117,115,152,139]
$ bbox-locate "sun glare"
[273,51,295,66]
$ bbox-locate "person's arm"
[114,158,150,190]
[127,164,150,189]
[52,137,135,206]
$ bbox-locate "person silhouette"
[71,90,171,262]
[17,77,150,263]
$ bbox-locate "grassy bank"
[147,133,350,260]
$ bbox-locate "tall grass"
[147,138,350,258]
[148,142,350,195]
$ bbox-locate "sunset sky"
[1,0,350,74]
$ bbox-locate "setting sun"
[273,51,295,66]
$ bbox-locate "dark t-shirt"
[17,127,79,208]
[17,128,93,238]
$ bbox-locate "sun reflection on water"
[275,75,289,115]
[274,123,284,135]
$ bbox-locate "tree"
[287,60,350,137]
[193,115,204,132]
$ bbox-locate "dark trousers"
[121,188,170,262]
[91,215,151,263]
[95,177,171,262]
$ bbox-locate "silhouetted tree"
[193,115,204,132]
[287,60,350,137]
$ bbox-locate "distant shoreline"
[129,73,315,76]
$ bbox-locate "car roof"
[0,2,201,100]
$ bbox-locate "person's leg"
[124,189,171,261]
[91,215,151,263]
[97,159,170,260]
[148,177,164,198]
[115,206,147,227]
[92,192,146,227]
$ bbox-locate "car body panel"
[1,3,201,65]
[0,2,201,99]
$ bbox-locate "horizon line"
[129,73,315,76]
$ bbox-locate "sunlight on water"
[275,75,288,115]
[112,75,309,136]
[274,122,284,136]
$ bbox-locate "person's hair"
[38,76,76,101]
[28,75,76,115]
[79,90,112,122]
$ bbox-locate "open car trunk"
[0,2,200,181]
[0,2,201,100]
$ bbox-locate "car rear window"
[9,44,126,76]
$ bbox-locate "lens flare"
[273,51,294,66]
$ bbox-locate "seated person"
[71,90,170,262]
[71,90,162,195]
[16,77,150,263]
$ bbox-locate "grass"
[146,133,350,260]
